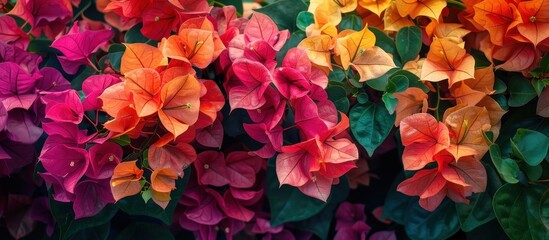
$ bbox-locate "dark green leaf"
[510,128,549,166]
[70,66,96,91]
[508,77,536,107]
[327,85,350,113]
[109,135,131,146]
[395,26,422,64]
[368,27,401,66]
[328,66,347,82]
[540,190,549,229]
[356,92,369,104]
[116,222,174,240]
[471,49,492,69]
[116,168,191,224]
[493,183,549,240]
[49,198,117,240]
[366,68,400,91]
[386,74,409,93]
[382,93,398,114]
[108,52,123,72]
[69,222,110,240]
[339,13,362,31]
[296,11,314,31]
[125,23,157,45]
[456,192,495,232]
[489,144,521,184]
[405,199,460,240]
[254,0,307,32]
[293,177,350,240]
[109,44,126,53]
[524,164,543,181]
[465,220,510,240]
[350,102,395,156]
[266,158,327,226]
[494,78,507,94]
[27,38,56,54]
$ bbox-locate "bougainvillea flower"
[51,22,113,74]
[397,150,486,211]
[443,105,491,160]
[0,62,40,111]
[151,168,178,209]
[384,2,415,32]
[160,17,225,69]
[351,46,397,82]
[277,114,358,201]
[103,0,153,19]
[273,67,311,100]
[181,183,225,225]
[195,80,225,129]
[158,74,201,139]
[393,87,429,126]
[395,0,446,20]
[336,27,376,70]
[110,160,143,202]
[148,138,197,176]
[313,1,343,28]
[282,48,328,89]
[247,87,285,130]
[298,35,334,70]
[41,122,93,150]
[35,67,71,93]
[98,82,131,117]
[194,151,230,186]
[450,82,486,106]
[0,15,30,49]
[73,179,115,219]
[40,145,90,193]
[81,74,121,111]
[38,172,75,202]
[140,0,179,40]
[6,109,43,144]
[358,0,391,16]
[244,12,289,51]
[244,123,283,158]
[41,90,84,124]
[195,117,224,148]
[85,142,122,180]
[123,68,162,117]
[473,0,521,46]
[492,42,536,71]
[120,43,168,75]
[420,38,475,86]
[228,59,273,110]
[242,40,278,71]
[399,113,450,170]
[225,151,262,189]
[8,0,72,38]
[0,42,41,73]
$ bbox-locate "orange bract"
[110,160,143,202]
[393,87,429,126]
[350,46,397,82]
[395,0,447,20]
[335,26,376,70]
[151,168,178,193]
[420,38,475,86]
[443,105,492,160]
[124,68,162,117]
[121,43,168,74]
[358,0,391,16]
[298,35,334,70]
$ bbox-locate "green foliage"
[508,76,537,107]
[116,222,174,240]
[327,85,350,113]
[395,26,422,64]
[296,11,314,31]
[254,0,307,32]
[350,102,395,156]
[339,13,362,31]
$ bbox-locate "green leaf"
[69,222,110,240]
[116,168,191,224]
[327,85,350,113]
[328,67,347,82]
[386,74,409,93]
[350,102,395,156]
[293,177,350,240]
[49,198,117,240]
[510,128,549,166]
[108,52,123,72]
[540,190,549,229]
[109,135,131,146]
[339,13,362,31]
[70,66,96,91]
[493,183,549,240]
[524,164,543,181]
[141,189,152,204]
[382,93,398,114]
[254,0,307,32]
[494,78,507,94]
[296,11,314,31]
[109,44,126,53]
[27,38,56,54]
[465,220,510,240]
[266,158,327,226]
[489,144,521,184]
[366,68,400,91]
[356,92,369,104]
[395,26,422,64]
[125,23,157,45]
[116,222,174,240]
[508,76,537,107]
[471,48,492,69]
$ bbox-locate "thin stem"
[83,114,99,132]
[434,83,441,121]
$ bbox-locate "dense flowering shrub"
[0,0,549,239]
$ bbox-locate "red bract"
[228,59,273,110]
[41,90,84,124]
[276,114,358,201]
[81,74,121,111]
[40,145,90,193]
[0,62,40,111]
[244,12,289,51]
[0,15,30,49]
[73,179,115,219]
